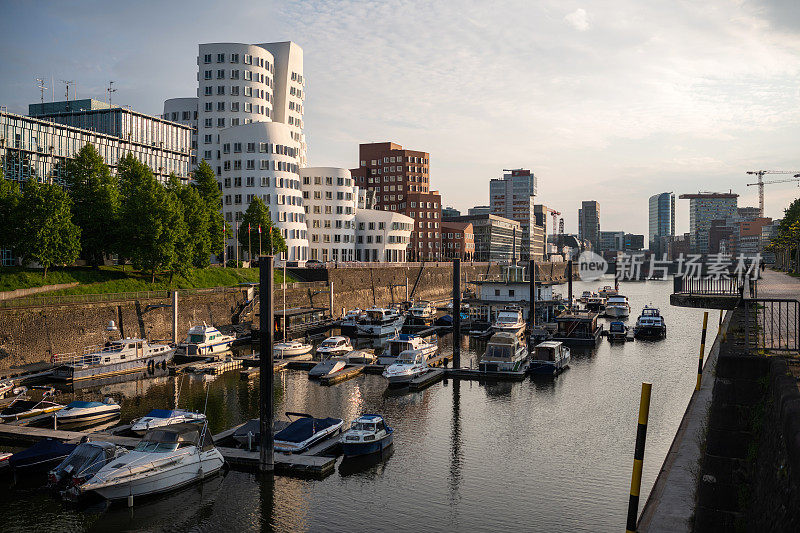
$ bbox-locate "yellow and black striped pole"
[627,382,652,533]
[696,311,709,391]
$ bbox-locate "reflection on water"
[0,277,709,532]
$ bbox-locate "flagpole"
[235,220,239,267]
[259,224,262,257]
[223,225,227,267]
[248,223,252,266]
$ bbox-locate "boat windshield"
[133,441,180,453]
[484,345,511,360]
[351,422,376,431]
[321,340,338,347]
[189,334,205,343]
[535,348,555,361]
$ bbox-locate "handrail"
[0,286,236,309]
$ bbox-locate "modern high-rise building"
[578,201,600,251]
[648,192,675,257]
[490,168,540,260]
[442,213,522,263]
[679,192,738,255]
[442,206,461,218]
[468,205,491,216]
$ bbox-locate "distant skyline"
[2,0,800,236]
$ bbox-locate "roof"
[487,332,520,345]
[358,414,384,421]
[679,192,738,199]
[534,341,562,348]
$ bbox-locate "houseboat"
[551,311,603,347]
[175,324,235,357]
[478,332,529,373]
[634,306,667,339]
[604,295,631,318]
[52,338,175,382]
[357,307,404,337]
[529,341,571,375]
[377,334,438,366]
[492,306,526,334]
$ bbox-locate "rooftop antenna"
[61,80,74,101]
[36,78,47,105]
[107,80,117,106]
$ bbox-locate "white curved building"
[355,210,414,262]
[162,97,198,166]
[300,167,357,262]
[219,121,308,263]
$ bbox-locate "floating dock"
[445,368,528,381]
[318,365,365,386]
[185,359,242,375]
[408,368,446,391]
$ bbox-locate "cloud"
[564,8,590,31]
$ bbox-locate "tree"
[168,174,211,271]
[0,169,21,253]
[117,154,183,282]
[237,196,286,258]
[193,159,226,259]
[64,144,121,267]
[16,178,81,278]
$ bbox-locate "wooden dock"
[185,359,242,375]
[408,368,446,391]
[219,447,336,477]
[317,365,365,386]
[445,368,528,381]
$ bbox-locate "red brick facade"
[442,221,474,260]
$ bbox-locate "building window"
[217,69,225,79]
[204,54,212,64]
[204,70,212,80]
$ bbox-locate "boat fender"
[147,360,155,374]
[161,360,167,371]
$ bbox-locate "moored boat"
[585,295,606,312]
[273,412,344,453]
[176,324,235,357]
[49,441,128,490]
[308,357,347,379]
[605,295,631,318]
[607,321,629,342]
[9,439,77,474]
[529,341,571,375]
[406,301,436,325]
[55,398,120,426]
[341,414,394,457]
[634,306,667,339]
[551,311,603,347]
[599,285,618,298]
[130,409,206,435]
[315,336,353,358]
[273,340,314,359]
[0,398,64,423]
[478,332,529,373]
[492,306,526,334]
[339,308,365,332]
[382,348,432,384]
[356,307,404,337]
[51,338,174,382]
[377,334,438,366]
[0,379,14,399]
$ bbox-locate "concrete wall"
[0,282,79,300]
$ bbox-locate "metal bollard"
[697,312,708,391]
[626,382,652,533]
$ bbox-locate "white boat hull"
[605,307,629,318]
[274,344,313,358]
[357,319,403,337]
[384,368,428,384]
[377,343,437,366]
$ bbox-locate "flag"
[258,224,262,234]
[248,223,251,232]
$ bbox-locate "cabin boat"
[130,409,206,435]
[315,336,353,358]
[579,291,594,304]
[634,306,667,339]
[599,285,618,298]
[9,439,77,473]
[0,379,14,398]
[382,348,432,384]
[0,398,64,422]
[341,414,394,457]
[51,338,175,382]
[176,324,235,357]
[377,334,438,366]
[607,321,629,342]
[308,357,347,379]
[273,412,344,453]
[529,341,571,375]
[492,306,526,334]
[344,349,377,364]
[339,309,365,331]
[605,295,631,318]
[585,295,606,312]
[479,332,529,373]
[552,311,603,346]
[406,301,436,325]
[273,340,314,358]
[49,441,128,491]
[55,398,120,426]
[75,422,223,502]
[357,307,404,337]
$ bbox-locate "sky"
[2,0,800,236]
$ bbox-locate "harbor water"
[0,277,709,532]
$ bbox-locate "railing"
[672,275,755,297]
[743,298,800,354]
[0,286,235,309]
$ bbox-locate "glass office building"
[648,192,675,257]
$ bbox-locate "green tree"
[237,196,286,258]
[0,169,22,253]
[193,159,226,259]
[117,154,183,282]
[64,144,120,267]
[17,178,81,278]
[168,174,211,271]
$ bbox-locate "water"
[0,277,711,532]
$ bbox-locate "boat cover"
[10,439,77,469]
[143,409,179,419]
[274,417,342,444]
[52,442,118,478]
[64,401,106,409]
[142,422,214,451]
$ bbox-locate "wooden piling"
[453,258,461,369]
[696,311,708,391]
[567,260,573,310]
[627,382,652,533]
[259,256,275,472]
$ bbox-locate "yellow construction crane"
[746,170,800,217]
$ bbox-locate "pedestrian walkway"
[751,269,799,354]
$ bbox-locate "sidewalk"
[758,269,800,299]
[753,269,800,353]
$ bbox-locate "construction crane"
[746,170,800,217]
[545,207,561,237]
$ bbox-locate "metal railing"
[0,286,235,309]
[673,275,755,297]
[743,298,800,354]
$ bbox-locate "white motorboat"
[634,306,667,339]
[605,295,631,318]
[377,334,438,366]
[315,336,353,358]
[357,307,404,337]
[407,301,436,324]
[176,324,235,356]
[341,414,394,457]
[529,341,571,375]
[382,348,433,384]
[339,309,365,331]
[273,412,344,453]
[493,306,526,334]
[273,340,314,358]
[75,422,223,502]
[344,349,377,364]
[0,398,64,422]
[478,332,529,373]
[130,409,206,435]
[51,338,175,382]
[308,357,347,379]
[55,398,121,425]
[0,379,14,398]
[49,441,128,490]
[598,285,618,298]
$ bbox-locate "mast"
[283,260,287,341]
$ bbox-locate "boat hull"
[55,407,120,424]
[634,326,666,339]
[605,307,629,318]
[52,351,175,382]
[357,319,403,337]
[384,369,428,384]
[342,433,394,457]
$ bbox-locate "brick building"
[442,221,475,261]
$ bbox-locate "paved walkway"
[753,270,800,353]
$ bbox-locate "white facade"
[162,97,199,166]
[219,121,308,262]
[354,210,414,262]
[301,167,357,262]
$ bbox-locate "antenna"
[107,80,117,106]
[36,78,47,105]
[61,80,74,101]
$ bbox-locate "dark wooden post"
[259,256,274,472]
[453,258,461,369]
[567,260,573,311]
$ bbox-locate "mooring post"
[626,382,652,533]
[329,281,334,319]
[529,260,536,327]
[453,258,461,369]
[172,290,178,344]
[567,260,573,311]
[259,256,275,472]
[405,276,409,302]
[697,311,708,391]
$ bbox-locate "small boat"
[51,337,175,382]
[0,398,64,422]
[382,348,433,384]
[605,295,631,318]
[339,308,365,331]
[315,336,353,358]
[585,295,607,312]
[130,409,206,435]
[0,452,10,473]
[406,301,436,325]
[529,341,571,375]
[599,285,618,298]
[55,398,121,426]
[344,349,377,364]
[607,321,628,342]
[75,422,224,502]
[48,441,128,490]
[357,307,404,337]
[579,291,593,304]
[9,439,77,474]
[308,356,347,379]
[634,306,667,339]
[176,323,235,356]
[273,412,344,453]
[0,379,14,398]
[479,332,529,373]
[377,334,438,366]
[492,306,526,334]
[273,339,313,358]
[341,414,394,457]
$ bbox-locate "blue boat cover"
[274,417,341,443]
[65,401,104,409]
[395,334,417,341]
[9,439,76,468]
[145,409,177,418]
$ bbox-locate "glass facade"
[648,192,675,256]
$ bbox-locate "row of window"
[165,111,198,122]
[202,52,274,71]
[203,101,269,114]
[306,205,354,215]
[301,176,352,187]
[203,85,273,103]
[302,190,354,201]
[224,192,302,206]
[221,159,299,174]
[361,156,428,165]
[202,69,273,88]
